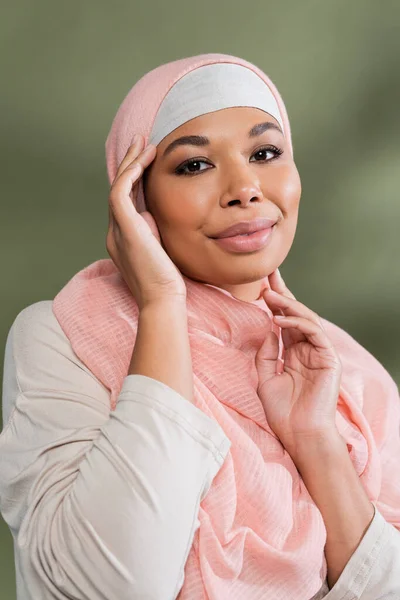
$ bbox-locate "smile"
[212,225,276,253]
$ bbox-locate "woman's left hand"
[255,269,343,456]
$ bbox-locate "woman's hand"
[255,269,342,457]
[106,134,187,310]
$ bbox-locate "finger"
[109,145,157,224]
[272,315,334,352]
[108,204,121,236]
[268,269,325,330]
[109,165,142,228]
[256,330,280,382]
[113,135,145,182]
[262,289,312,346]
[108,204,114,228]
[280,324,307,348]
[111,143,157,209]
[263,290,321,326]
[268,268,296,300]
[114,142,157,186]
[266,269,299,345]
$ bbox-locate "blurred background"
[1,1,399,597]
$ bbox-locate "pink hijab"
[52,53,400,598]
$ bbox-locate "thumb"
[255,330,280,383]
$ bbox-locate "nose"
[220,166,263,207]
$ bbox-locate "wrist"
[141,295,187,314]
[286,427,345,467]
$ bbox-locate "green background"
[1,1,399,597]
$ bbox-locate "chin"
[205,271,267,288]
[178,256,276,288]
[228,263,273,283]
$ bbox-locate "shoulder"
[7,300,90,382]
[2,301,110,427]
[9,300,66,354]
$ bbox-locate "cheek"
[264,164,301,211]
[153,183,207,232]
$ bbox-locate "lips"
[212,225,276,252]
[212,217,278,239]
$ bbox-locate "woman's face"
[142,106,301,302]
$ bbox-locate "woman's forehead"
[157,107,283,152]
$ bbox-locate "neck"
[205,278,268,303]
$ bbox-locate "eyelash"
[175,144,284,177]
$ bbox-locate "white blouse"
[0,300,399,599]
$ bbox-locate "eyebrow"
[162,121,283,158]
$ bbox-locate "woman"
[1,53,399,599]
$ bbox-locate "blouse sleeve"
[0,301,231,600]
[319,504,400,599]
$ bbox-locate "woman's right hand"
[106,134,187,310]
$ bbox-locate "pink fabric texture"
[52,53,400,598]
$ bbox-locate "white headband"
[148,63,284,146]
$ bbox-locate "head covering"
[147,62,284,146]
[105,53,292,214]
[52,53,400,599]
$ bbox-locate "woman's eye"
[175,145,283,176]
[251,147,278,161]
[175,159,211,176]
